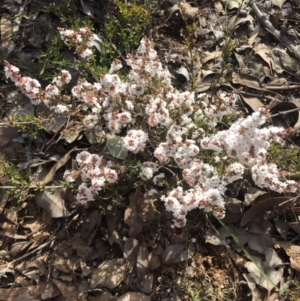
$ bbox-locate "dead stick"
[266,85,300,91]
[251,2,300,60]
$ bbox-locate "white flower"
[55,104,69,114]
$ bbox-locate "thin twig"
[0,185,64,189]
[265,85,300,91]
[269,107,300,118]
[0,237,56,277]
[251,2,300,60]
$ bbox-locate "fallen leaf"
[270,101,299,128]
[288,221,300,234]
[162,244,194,264]
[0,126,18,147]
[52,279,79,301]
[255,43,274,74]
[123,238,140,264]
[136,239,148,280]
[35,147,76,185]
[245,248,283,296]
[272,48,299,72]
[116,292,151,301]
[124,192,148,236]
[201,51,222,64]
[274,241,300,271]
[148,251,161,270]
[106,134,128,160]
[241,196,298,227]
[35,188,69,218]
[270,0,286,9]
[90,258,128,289]
[0,283,59,301]
[232,72,265,91]
[0,14,13,53]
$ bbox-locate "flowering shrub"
[4,27,300,227]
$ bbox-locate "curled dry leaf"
[274,241,300,271]
[34,147,76,185]
[270,101,299,128]
[255,43,274,73]
[90,258,128,289]
[232,72,264,91]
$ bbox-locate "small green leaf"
[106,134,128,160]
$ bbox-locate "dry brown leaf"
[148,252,161,270]
[123,238,140,264]
[201,51,222,64]
[0,126,18,147]
[248,24,260,46]
[234,52,246,69]
[0,283,59,301]
[35,147,76,185]
[270,0,286,9]
[35,188,69,218]
[52,279,79,301]
[288,221,300,234]
[136,273,154,294]
[116,292,151,301]
[240,95,264,112]
[245,248,283,296]
[90,258,128,289]
[241,196,298,227]
[270,101,299,128]
[124,192,148,236]
[274,218,289,240]
[169,2,199,19]
[10,240,33,257]
[162,244,194,264]
[273,48,300,72]
[232,72,265,91]
[274,241,300,271]
[136,239,148,280]
[255,43,274,74]
[223,197,243,224]
[0,14,12,51]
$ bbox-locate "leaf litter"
[1,0,300,300]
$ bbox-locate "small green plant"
[0,155,30,201]
[102,0,151,61]
[7,113,43,138]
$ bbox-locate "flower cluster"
[58,27,95,59]
[5,27,300,227]
[64,151,118,204]
[4,60,71,112]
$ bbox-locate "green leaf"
[106,134,128,160]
